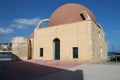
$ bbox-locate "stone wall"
[12,37,29,60]
[91,22,107,61]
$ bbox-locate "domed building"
[12,3,107,62]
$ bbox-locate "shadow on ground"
[0,60,84,80]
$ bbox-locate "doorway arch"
[53,38,60,60]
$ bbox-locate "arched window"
[98,31,101,38]
[80,11,91,21]
[80,13,86,20]
[100,47,103,58]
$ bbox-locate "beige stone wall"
[77,21,93,62]
[91,22,107,62]
[33,21,98,62]
[12,37,29,60]
[33,20,107,62]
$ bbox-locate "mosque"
[12,3,107,62]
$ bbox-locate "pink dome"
[49,3,96,27]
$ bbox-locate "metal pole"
[112,45,115,53]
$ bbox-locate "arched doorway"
[53,38,60,60]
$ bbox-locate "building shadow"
[0,54,84,80]
[40,69,84,80]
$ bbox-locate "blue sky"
[0,0,120,52]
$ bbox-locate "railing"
[109,55,120,62]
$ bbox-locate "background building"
[0,42,12,61]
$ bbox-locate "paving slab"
[71,63,120,80]
[40,62,120,80]
[1,60,120,80]
[0,60,81,80]
[26,60,81,69]
[0,61,4,80]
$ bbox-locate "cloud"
[113,30,120,34]
[10,24,27,30]
[9,17,41,30]
[14,17,41,26]
[0,27,14,35]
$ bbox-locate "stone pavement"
[70,63,120,80]
[0,60,120,80]
[26,60,81,69]
[0,61,4,80]
[40,62,120,80]
[0,60,81,80]
[39,68,84,80]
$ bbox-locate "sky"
[0,0,120,52]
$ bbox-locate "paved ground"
[40,61,120,80]
[26,60,82,69]
[0,60,120,80]
[0,62,4,80]
[70,63,120,80]
[0,60,81,80]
